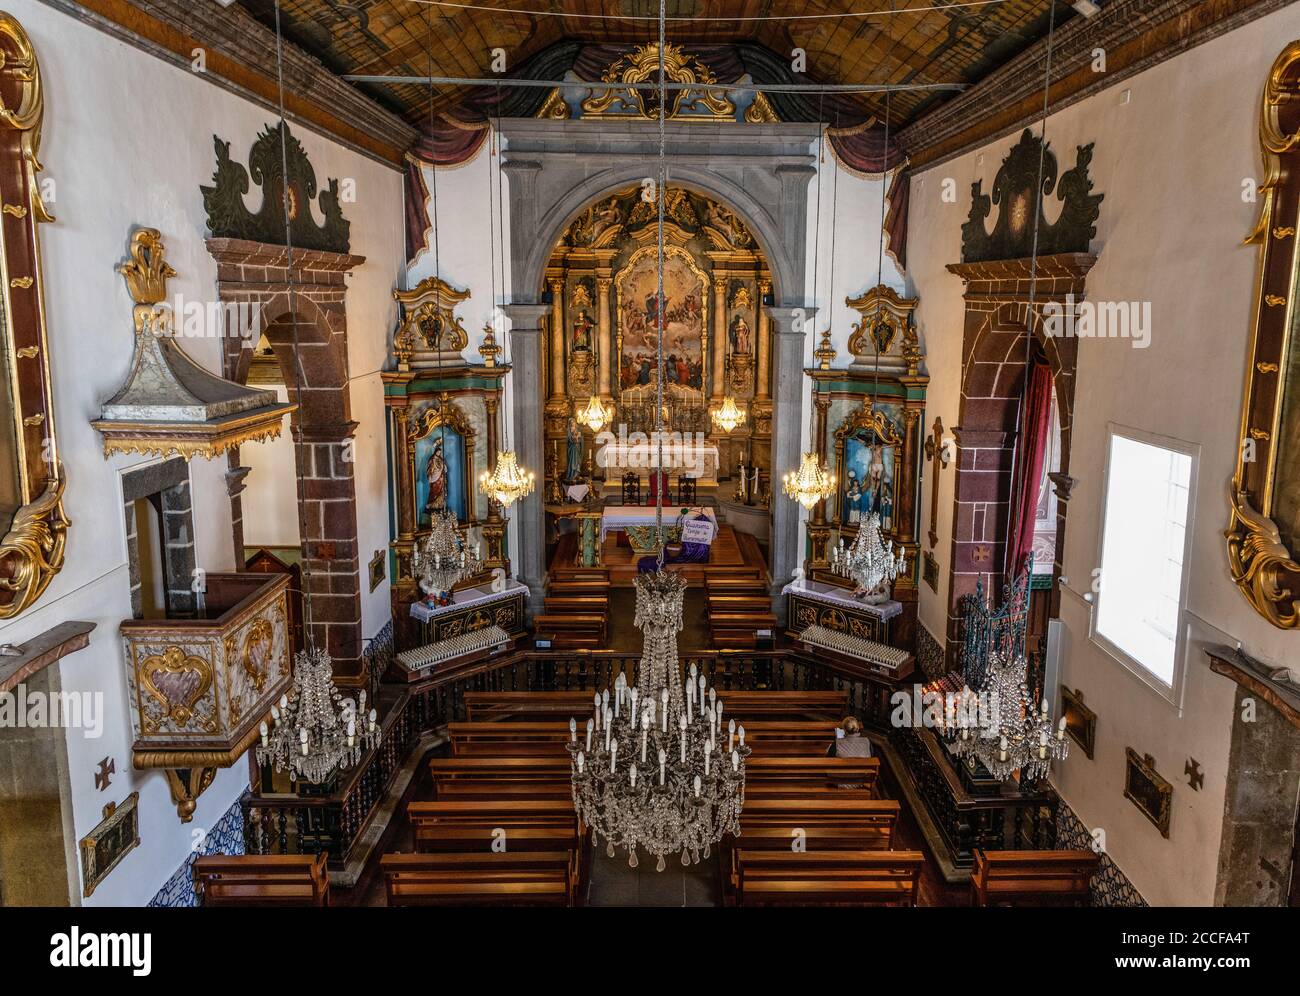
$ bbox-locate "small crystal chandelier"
[413,509,482,603]
[831,512,906,603]
[478,449,535,508]
[782,451,835,510]
[938,558,1068,782]
[256,645,379,786]
[577,395,613,434]
[710,394,746,434]
[568,568,749,871]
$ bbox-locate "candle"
[661,690,669,732]
[593,693,602,729]
[577,751,585,774]
[569,718,577,742]
[731,750,739,771]
[368,708,377,732]
[641,726,648,763]
[259,721,268,745]
[698,675,707,717]
[716,699,724,731]
[999,735,1008,763]
[586,718,594,752]
[738,725,746,747]
[610,740,618,774]
[630,689,639,723]
[694,775,701,798]
[659,749,667,785]
[630,764,638,788]
[728,718,736,751]
[704,751,710,777]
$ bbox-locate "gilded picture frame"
[80,792,141,898]
[0,13,68,620]
[1123,748,1172,839]
[1228,41,1300,628]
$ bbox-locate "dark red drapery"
[1008,356,1054,577]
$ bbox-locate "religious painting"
[1123,748,1172,838]
[410,401,476,526]
[617,246,707,400]
[834,401,903,534]
[80,793,141,898]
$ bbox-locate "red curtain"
[1008,357,1054,577]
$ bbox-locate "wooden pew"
[734,850,926,906]
[446,720,838,758]
[971,849,1100,907]
[192,854,329,907]
[706,595,774,613]
[413,824,579,855]
[719,691,848,720]
[704,577,769,596]
[464,691,595,722]
[746,756,878,793]
[543,595,611,615]
[381,852,575,907]
[408,799,575,828]
[709,611,778,649]
[461,689,848,724]
[738,797,901,836]
[546,577,613,598]
[533,612,607,649]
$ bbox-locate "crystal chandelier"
[577,395,613,434]
[782,451,835,510]
[938,559,1068,782]
[830,512,906,603]
[256,645,379,786]
[413,508,482,603]
[942,650,1069,782]
[568,569,750,870]
[478,449,535,508]
[710,395,746,434]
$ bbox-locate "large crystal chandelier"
[831,512,906,603]
[413,509,482,603]
[568,568,749,870]
[478,450,535,508]
[782,451,836,510]
[938,559,1068,782]
[256,646,379,786]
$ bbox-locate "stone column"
[505,303,551,615]
[712,275,728,400]
[766,305,814,610]
[757,277,772,399]
[547,276,566,400]
[596,274,613,399]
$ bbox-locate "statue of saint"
[424,440,448,517]
[571,309,594,352]
[564,418,584,484]
[729,314,752,354]
[845,472,863,524]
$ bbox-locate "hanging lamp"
[577,394,614,434]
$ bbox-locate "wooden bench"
[706,594,774,613]
[546,577,613,598]
[381,852,575,907]
[734,850,925,906]
[461,690,848,724]
[413,824,580,855]
[746,756,878,792]
[464,691,596,722]
[971,849,1100,906]
[408,799,575,829]
[446,720,838,758]
[543,594,611,615]
[709,611,778,649]
[193,854,329,907]
[705,577,769,596]
[738,797,901,835]
[533,612,607,649]
[717,691,849,721]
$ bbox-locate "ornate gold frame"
[0,13,66,619]
[615,243,710,402]
[1228,41,1300,628]
[409,395,478,527]
[832,399,903,530]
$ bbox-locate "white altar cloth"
[596,439,719,482]
[781,579,903,622]
[409,578,529,622]
[600,505,717,544]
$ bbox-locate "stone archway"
[208,237,367,681]
[943,253,1094,658]
[500,118,819,609]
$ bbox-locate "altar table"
[600,505,718,548]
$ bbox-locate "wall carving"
[202,121,350,253]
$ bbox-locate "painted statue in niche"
[618,249,706,398]
[416,430,467,525]
[572,308,594,352]
[564,417,583,484]
[729,314,752,355]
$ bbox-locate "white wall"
[906,5,1300,905]
[0,0,402,905]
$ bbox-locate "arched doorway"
[209,238,367,682]
[538,184,775,541]
[500,118,819,609]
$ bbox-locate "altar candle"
[659,749,667,785]
[569,718,577,742]
[586,719,594,752]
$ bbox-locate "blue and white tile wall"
[1054,799,1147,907]
[148,798,245,907]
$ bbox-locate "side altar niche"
[541,185,774,499]
[382,275,511,648]
[804,285,927,652]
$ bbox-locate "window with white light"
[1093,427,1196,696]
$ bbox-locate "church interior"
[1,0,1299,926]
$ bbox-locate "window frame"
[1088,423,1200,709]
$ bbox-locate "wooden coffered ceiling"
[236,0,1068,128]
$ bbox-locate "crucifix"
[923,416,950,549]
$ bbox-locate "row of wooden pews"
[535,569,611,648]
[705,576,777,649]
